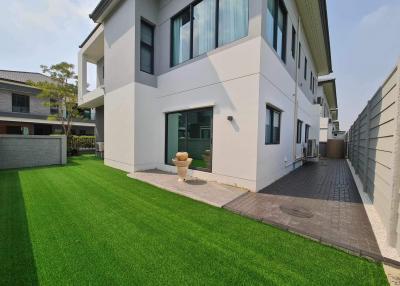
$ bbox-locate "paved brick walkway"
[224,159,381,258]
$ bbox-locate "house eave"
[89,0,120,23]
[295,0,333,76]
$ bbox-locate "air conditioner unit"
[306,139,318,158]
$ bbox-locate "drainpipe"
[292,17,301,170]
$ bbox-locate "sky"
[1,0,400,131]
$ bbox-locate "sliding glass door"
[166,108,213,172]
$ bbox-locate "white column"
[78,52,87,105]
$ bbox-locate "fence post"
[388,62,400,247]
[363,101,372,193]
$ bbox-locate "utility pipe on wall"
[292,17,301,169]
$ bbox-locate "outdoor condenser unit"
[306,139,318,158]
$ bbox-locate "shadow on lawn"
[0,171,38,285]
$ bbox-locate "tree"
[29,62,82,137]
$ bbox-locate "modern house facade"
[0,70,95,136]
[78,0,334,191]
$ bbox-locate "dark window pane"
[304,57,307,80]
[12,94,29,113]
[297,120,302,143]
[140,45,153,74]
[277,4,286,61]
[166,108,213,171]
[266,106,280,144]
[140,20,154,74]
[193,0,216,57]
[141,22,153,46]
[291,26,296,59]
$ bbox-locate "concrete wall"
[0,135,67,169]
[348,61,400,254]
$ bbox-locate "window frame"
[298,42,301,69]
[165,107,214,172]
[310,71,313,90]
[296,119,303,144]
[267,0,287,63]
[265,105,281,145]
[170,0,249,67]
[291,25,296,59]
[304,57,307,80]
[12,94,30,113]
[305,124,310,142]
[140,18,155,75]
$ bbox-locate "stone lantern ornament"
[172,152,192,182]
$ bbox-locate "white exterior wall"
[81,0,326,191]
[103,0,136,172]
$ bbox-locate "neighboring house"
[78,0,335,191]
[317,78,340,156]
[0,70,95,136]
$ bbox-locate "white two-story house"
[78,0,334,191]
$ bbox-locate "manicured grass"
[0,156,388,285]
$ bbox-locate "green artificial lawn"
[0,156,388,285]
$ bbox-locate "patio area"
[225,159,383,260]
[128,170,247,207]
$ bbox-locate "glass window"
[305,124,310,142]
[291,26,296,59]
[304,57,307,80]
[172,8,191,66]
[171,0,249,67]
[266,0,275,46]
[298,42,301,69]
[140,20,155,74]
[218,0,249,46]
[193,0,216,57]
[265,105,281,144]
[166,108,213,172]
[265,0,287,62]
[296,120,303,144]
[310,71,313,90]
[12,94,29,113]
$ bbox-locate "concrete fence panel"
[347,62,400,255]
[0,135,67,170]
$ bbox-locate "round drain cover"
[280,205,314,218]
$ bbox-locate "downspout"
[292,17,301,170]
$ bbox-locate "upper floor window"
[140,19,155,74]
[265,105,281,144]
[218,0,249,46]
[171,0,249,67]
[310,71,313,90]
[304,57,307,80]
[12,94,29,113]
[266,0,287,62]
[296,119,302,143]
[291,26,296,59]
[298,43,301,69]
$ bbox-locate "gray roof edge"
[89,0,114,22]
